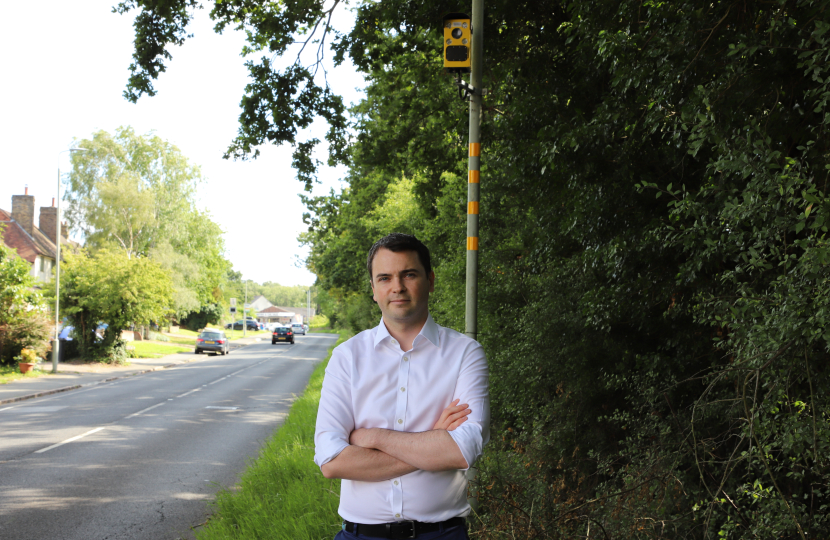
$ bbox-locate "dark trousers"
[334,522,469,540]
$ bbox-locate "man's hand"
[433,399,471,431]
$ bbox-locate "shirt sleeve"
[314,345,354,469]
[447,341,490,470]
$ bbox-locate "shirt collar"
[373,313,440,349]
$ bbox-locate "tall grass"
[196,330,351,540]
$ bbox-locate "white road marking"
[35,427,106,454]
[125,402,166,419]
[204,406,239,410]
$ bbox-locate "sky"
[0,0,364,286]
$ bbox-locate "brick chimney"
[11,187,35,238]
[40,199,58,245]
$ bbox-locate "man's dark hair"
[367,233,432,280]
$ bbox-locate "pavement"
[0,335,265,406]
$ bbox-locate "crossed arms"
[320,400,470,481]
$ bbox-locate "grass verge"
[195,330,351,540]
[0,365,50,384]
[131,341,194,358]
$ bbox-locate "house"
[245,294,314,325]
[1,187,75,284]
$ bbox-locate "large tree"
[65,127,230,320]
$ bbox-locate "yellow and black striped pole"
[465,0,483,341]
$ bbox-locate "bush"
[0,309,52,366]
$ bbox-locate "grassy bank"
[196,330,351,540]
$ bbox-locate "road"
[0,333,338,540]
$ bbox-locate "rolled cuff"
[448,422,484,471]
[314,432,350,469]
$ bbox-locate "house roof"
[259,306,288,314]
[0,207,70,264]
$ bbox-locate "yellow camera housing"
[443,13,471,73]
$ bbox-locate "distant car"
[229,320,258,331]
[291,323,306,336]
[272,326,294,345]
[195,330,229,355]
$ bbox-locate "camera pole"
[465,0,483,341]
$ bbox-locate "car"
[272,326,294,345]
[195,330,230,355]
[291,323,306,335]
[229,319,259,331]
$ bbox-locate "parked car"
[195,330,230,355]
[291,323,306,336]
[272,326,294,345]
[58,324,108,342]
[229,319,259,331]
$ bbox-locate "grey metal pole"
[52,166,62,373]
[52,148,86,372]
[465,0,484,341]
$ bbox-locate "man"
[314,233,490,540]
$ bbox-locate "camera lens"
[452,28,463,39]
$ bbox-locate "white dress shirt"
[314,313,490,524]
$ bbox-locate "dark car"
[272,326,294,345]
[229,319,259,331]
[195,330,230,355]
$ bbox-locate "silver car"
[291,323,306,335]
[195,330,230,355]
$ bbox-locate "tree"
[65,127,230,320]
[0,226,50,364]
[60,249,173,363]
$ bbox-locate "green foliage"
[60,249,174,363]
[0,226,49,365]
[65,127,230,320]
[179,303,224,331]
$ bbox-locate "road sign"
[230,298,237,307]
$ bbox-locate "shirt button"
[391,339,397,344]
[395,513,401,518]
[394,480,399,485]
[403,356,409,362]
[397,419,403,424]
[400,387,405,392]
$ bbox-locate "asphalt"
[0,335,265,406]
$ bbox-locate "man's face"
[371,248,435,326]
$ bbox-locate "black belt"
[343,517,465,539]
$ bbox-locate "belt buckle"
[390,520,416,539]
